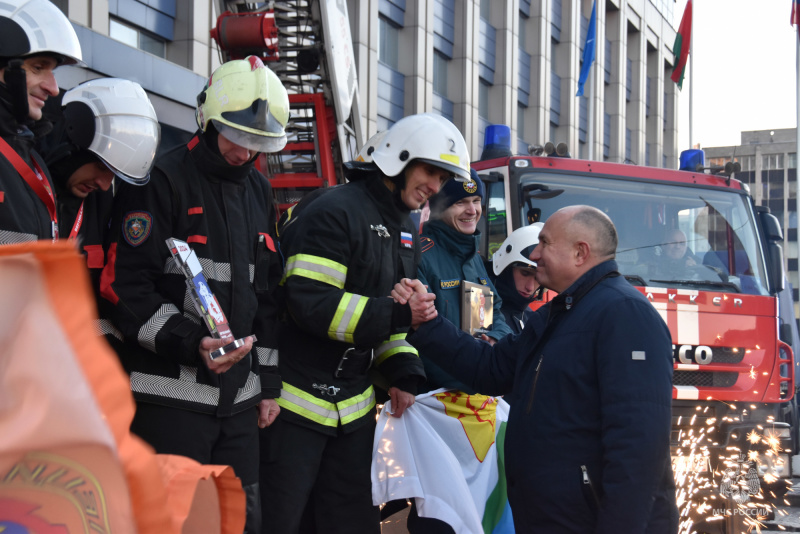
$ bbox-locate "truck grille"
[709,347,746,364]
[673,371,738,388]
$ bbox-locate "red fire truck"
[472,129,796,521]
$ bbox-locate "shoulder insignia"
[440,278,460,290]
[480,278,488,285]
[122,211,152,247]
[420,236,434,253]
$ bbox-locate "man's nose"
[42,71,58,97]
[96,171,114,191]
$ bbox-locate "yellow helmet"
[196,56,289,153]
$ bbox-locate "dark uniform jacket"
[492,266,536,336]
[0,93,58,244]
[278,168,426,436]
[100,131,283,417]
[417,219,512,392]
[408,260,678,533]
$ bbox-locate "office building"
[51,0,679,164]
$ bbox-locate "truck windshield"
[518,172,769,295]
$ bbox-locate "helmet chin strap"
[4,59,30,124]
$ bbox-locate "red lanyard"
[0,136,58,240]
[68,200,85,240]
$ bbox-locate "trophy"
[166,238,255,359]
[460,281,494,338]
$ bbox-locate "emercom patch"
[123,211,153,247]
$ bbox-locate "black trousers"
[260,417,380,534]
[131,401,260,531]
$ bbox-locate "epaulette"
[420,236,435,253]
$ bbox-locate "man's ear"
[574,241,590,266]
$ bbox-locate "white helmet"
[355,130,388,163]
[62,78,160,185]
[371,113,471,181]
[493,222,544,276]
[0,0,83,66]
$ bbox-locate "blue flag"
[576,0,597,97]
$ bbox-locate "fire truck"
[210,0,364,214]
[473,127,797,523]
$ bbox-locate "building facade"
[51,0,679,165]
[705,130,800,315]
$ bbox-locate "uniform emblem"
[370,224,390,238]
[400,231,413,249]
[463,180,478,194]
[122,211,152,247]
[440,278,460,290]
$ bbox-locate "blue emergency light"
[481,124,512,160]
[679,149,705,172]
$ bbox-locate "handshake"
[391,278,437,329]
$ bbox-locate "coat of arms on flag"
[372,389,514,533]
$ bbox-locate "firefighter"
[491,222,544,334]
[261,112,471,533]
[0,0,82,244]
[100,57,289,534]
[40,77,159,247]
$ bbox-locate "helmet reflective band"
[196,56,289,154]
[63,78,159,185]
[492,222,544,276]
[0,0,83,66]
[370,113,470,181]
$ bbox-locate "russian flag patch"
[401,231,413,249]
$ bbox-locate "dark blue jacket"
[408,260,678,533]
[417,219,512,392]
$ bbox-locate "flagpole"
[588,67,595,160]
[689,0,694,148]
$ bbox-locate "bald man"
[396,205,678,533]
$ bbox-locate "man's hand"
[258,398,280,428]
[391,278,427,304]
[408,291,437,329]
[387,386,415,418]
[199,335,254,374]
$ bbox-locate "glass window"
[516,171,769,295]
[140,32,166,57]
[379,17,400,68]
[110,19,137,48]
[433,51,448,96]
[479,80,489,120]
[109,18,166,58]
[485,180,508,260]
[762,154,784,170]
[789,152,797,169]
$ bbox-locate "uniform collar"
[422,219,480,260]
[551,259,620,312]
[188,130,255,184]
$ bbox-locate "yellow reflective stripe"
[328,293,368,342]
[439,153,461,166]
[374,334,418,366]
[284,254,347,289]
[338,386,376,425]
[277,382,338,427]
[277,382,375,428]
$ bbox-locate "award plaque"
[166,238,255,359]
[460,281,493,337]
